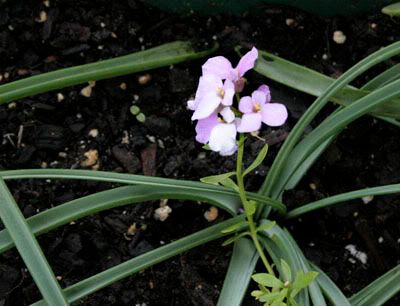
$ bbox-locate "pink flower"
[236,85,288,133]
[202,47,258,92]
[188,74,235,121]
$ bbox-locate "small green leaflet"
[221,231,250,246]
[202,144,211,150]
[280,259,292,282]
[290,271,319,298]
[252,273,284,289]
[243,144,268,176]
[256,221,276,233]
[219,177,239,191]
[130,105,140,115]
[200,171,236,185]
[221,220,247,233]
[259,289,287,303]
[245,200,257,216]
[382,2,400,17]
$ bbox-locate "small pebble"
[333,31,346,44]
[88,128,99,138]
[56,276,62,281]
[138,74,152,85]
[204,206,219,222]
[285,18,295,27]
[322,53,328,60]
[8,102,17,109]
[121,130,130,144]
[154,202,172,222]
[309,183,317,190]
[378,237,384,243]
[81,149,98,167]
[362,195,374,204]
[43,0,50,7]
[57,93,65,102]
[100,22,106,28]
[80,85,93,97]
[35,11,48,23]
[58,152,67,158]
[120,82,127,90]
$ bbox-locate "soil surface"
[1,0,400,305]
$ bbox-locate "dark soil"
[1,0,400,305]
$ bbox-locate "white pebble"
[333,31,346,44]
[88,129,99,138]
[362,195,374,204]
[154,204,172,222]
[345,244,368,264]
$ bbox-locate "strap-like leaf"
[0,179,68,305]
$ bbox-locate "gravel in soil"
[0,0,400,305]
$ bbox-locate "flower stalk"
[236,133,275,276]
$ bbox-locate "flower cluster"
[187,47,288,156]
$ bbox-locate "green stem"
[236,134,275,276]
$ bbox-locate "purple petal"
[195,113,218,144]
[195,74,222,101]
[191,92,221,120]
[257,85,271,103]
[220,107,235,123]
[222,79,235,106]
[236,47,258,77]
[202,56,233,80]
[261,103,288,127]
[238,96,254,114]
[251,90,267,105]
[237,113,262,133]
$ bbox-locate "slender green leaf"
[287,183,400,219]
[0,169,286,214]
[255,50,400,119]
[0,179,68,305]
[362,64,400,91]
[309,263,350,306]
[0,185,245,254]
[217,238,259,306]
[271,78,400,199]
[258,41,400,203]
[291,271,319,298]
[243,144,268,176]
[201,171,236,185]
[31,216,244,305]
[382,2,400,16]
[0,41,216,105]
[349,264,400,306]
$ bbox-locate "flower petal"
[209,123,237,156]
[222,79,235,106]
[261,103,288,127]
[236,47,258,77]
[251,90,267,105]
[195,74,222,101]
[202,56,233,80]
[195,113,218,144]
[257,85,271,103]
[237,113,262,133]
[220,107,235,123]
[238,96,253,114]
[191,92,221,120]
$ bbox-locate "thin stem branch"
[236,134,275,276]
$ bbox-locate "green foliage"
[382,2,400,16]
[243,144,269,176]
[251,265,318,306]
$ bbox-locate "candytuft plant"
[0,39,400,306]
